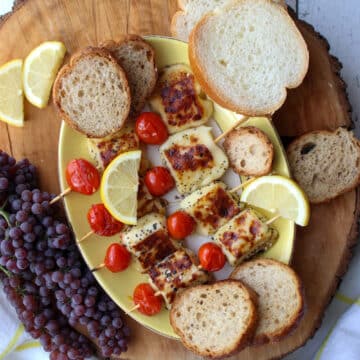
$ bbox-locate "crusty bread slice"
[223,126,274,176]
[188,0,309,116]
[171,0,286,42]
[230,259,304,345]
[287,127,360,204]
[53,47,130,138]
[101,35,157,117]
[170,280,258,358]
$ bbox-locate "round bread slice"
[230,258,305,345]
[170,280,258,359]
[188,0,309,115]
[53,47,130,138]
[101,35,157,117]
[223,126,274,176]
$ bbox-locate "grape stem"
[0,265,11,278]
[0,208,10,227]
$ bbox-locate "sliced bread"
[230,258,304,345]
[101,35,157,117]
[171,0,286,42]
[287,127,360,203]
[188,0,309,116]
[53,47,131,138]
[170,280,258,358]
[223,126,274,176]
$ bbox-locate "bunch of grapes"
[0,150,130,359]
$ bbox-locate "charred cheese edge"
[149,64,213,134]
[159,126,228,194]
[212,208,278,266]
[121,213,178,271]
[181,182,243,235]
[147,249,209,309]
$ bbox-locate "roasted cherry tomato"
[133,283,163,316]
[144,166,175,196]
[198,243,226,272]
[87,204,124,236]
[167,211,195,240]
[135,112,168,145]
[65,159,100,195]
[104,243,131,272]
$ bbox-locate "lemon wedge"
[100,150,141,225]
[241,175,310,226]
[23,41,66,108]
[0,59,24,127]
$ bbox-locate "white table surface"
[0,1,359,359]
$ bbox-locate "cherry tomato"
[198,243,226,272]
[87,204,124,236]
[167,211,195,239]
[65,159,100,195]
[135,112,168,145]
[133,283,163,316]
[144,166,175,196]
[104,243,131,272]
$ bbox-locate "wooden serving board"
[0,1,358,359]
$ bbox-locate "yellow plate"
[58,36,295,339]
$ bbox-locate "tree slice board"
[0,1,358,359]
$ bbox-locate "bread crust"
[287,128,360,204]
[230,258,305,345]
[53,46,131,138]
[170,10,187,40]
[170,279,258,359]
[188,0,309,116]
[223,126,274,176]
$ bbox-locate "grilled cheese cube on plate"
[160,126,228,194]
[121,213,178,271]
[181,182,242,235]
[137,178,167,217]
[147,249,209,308]
[213,209,278,266]
[87,123,139,171]
[149,64,213,134]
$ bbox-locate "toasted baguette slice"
[53,47,130,138]
[189,0,309,116]
[170,280,258,358]
[230,259,304,345]
[224,126,274,176]
[287,128,360,203]
[171,0,286,42]
[101,35,157,117]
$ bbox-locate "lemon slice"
[241,175,310,226]
[100,150,141,225]
[0,59,24,127]
[23,41,66,108]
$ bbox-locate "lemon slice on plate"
[100,150,141,225]
[241,175,310,226]
[0,59,24,127]
[23,41,66,108]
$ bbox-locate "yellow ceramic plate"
[58,36,295,339]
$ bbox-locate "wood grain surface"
[0,1,358,359]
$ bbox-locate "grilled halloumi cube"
[160,126,228,194]
[137,178,167,217]
[149,64,213,134]
[181,182,243,235]
[121,213,178,271]
[212,209,278,266]
[147,249,209,308]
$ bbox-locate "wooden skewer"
[230,177,256,193]
[266,214,281,225]
[154,291,161,297]
[125,304,140,315]
[91,263,105,272]
[49,187,72,205]
[77,230,95,243]
[214,115,248,143]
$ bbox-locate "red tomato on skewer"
[198,243,226,272]
[104,243,131,272]
[167,211,195,239]
[87,204,124,236]
[65,159,100,195]
[135,112,168,145]
[133,283,163,316]
[144,166,175,196]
